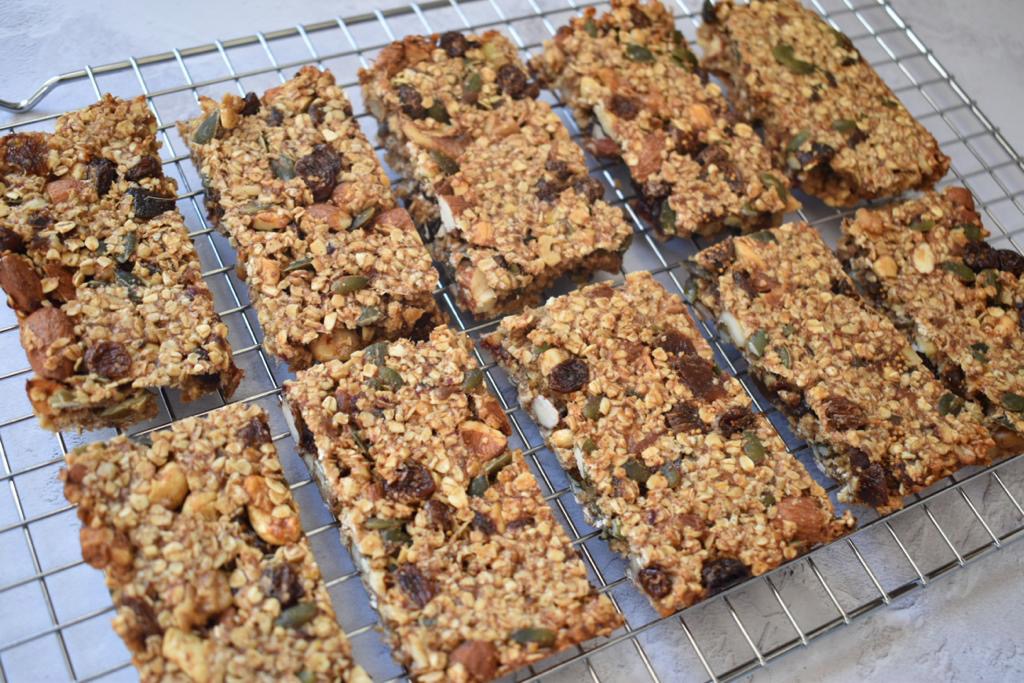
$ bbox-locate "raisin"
[0,254,42,313]
[796,142,835,169]
[472,511,497,536]
[629,5,652,27]
[262,562,305,609]
[830,277,855,297]
[855,462,890,508]
[88,157,117,197]
[295,144,343,202]
[700,557,750,594]
[822,395,867,431]
[657,330,695,355]
[941,363,967,396]
[240,92,261,116]
[548,357,590,393]
[0,227,25,253]
[308,101,324,126]
[237,416,272,447]
[423,499,453,533]
[665,401,706,433]
[607,93,639,120]
[962,241,998,272]
[715,406,756,437]
[670,355,727,401]
[535,178,563,202]
[439,31,472,57]
[507,515,535,532]
[449,639,499,681]
[120,596,163,650]
[1,133,48,175]
[266,107,285,127]
[85,341,133,380]
[697,144,744,193]
[997,249,1024,277]
[394,563,436,608]
[573,176,604,202]
[334,389,360,414]
[702,0,718,25]
[545,159,572,179]
[397,83,427,119]
[638,564,672,599]
[496,64,529,99]
[733,270,759,298]
[127,187,176,220]
[384,462,436,503]
[125,155,162,181]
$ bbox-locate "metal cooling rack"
[2,0,1024,681]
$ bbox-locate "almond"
[460,420,507,460]
[21,306,76,379]
[0,253,43,312]
[776,496,828,544]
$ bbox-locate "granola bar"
[62,403,368,682]
[180,66,441,369]
[361,32,633,317]
[482,272,852,615]
[698,0,949,206]
[532,0,797,238]
[283,325,621,681]
[0,95,241,431]
[839,186,1024,453]
[692,223,994,513]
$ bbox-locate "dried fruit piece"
[125,155,162,181]
[496,64,530,99]
[664,401,705,433]
[397,84,427,119]
[822,395,867,431]
[700,557,750,594]
[0,227,26,253]
[127,187,176,220]
[295,144,343,202]
[384,462,435,503]
[88,157,117,197]
[237,416,272,447]
[715,406,755,437]
[394,563,436,608]
[85,341,133,380]
[548,357,589,393]
[637,564,672,598]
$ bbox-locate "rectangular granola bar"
[180,66,441,369]
[0,95,241,431]
[532,0,797,238]
[283,325,621,681]
[692,223,994,512]
[839,186,1024,453]
[482,272,852,615]
[361,32,633,317]
[62,403,368,682]
[698,0,949,206]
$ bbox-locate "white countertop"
[1,1,1022,682]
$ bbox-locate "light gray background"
[1,1,1022,682]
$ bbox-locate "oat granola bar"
[532,0,796,238]
[62,403,368,682]
[691,223,994,513]
[283,325,621,681]
[482,272,852,615]
[839,187,1024,453]
[361,32,633,317]
[180,66,441,369]
[698,0,949,206]
[0,95,241,431]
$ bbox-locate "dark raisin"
[545,159,573,179]
[962,241,999,272]
[507,515,535,532]
[394,563,436,608]
[535,178,563,202]
[127,187,176,220]
[702,0,718,25]
[496,64,529,99]
[941,363,967,396]
[423,499,453,533]
[237,416,272,447]
[240,92,261,116]
[439,31,471,57]
[1,134,48,175]
[262,562,305,609]
[638,564,672,599]
[85,341,133,379]
[120,596,163,650]
[715,406,756,437]
[88,157,117,197]
[670,355,727,401]
[548,357,590,393]
[629,5,652,27]
[308,101,325,126]
[997,249,1024,277]
[472,511,497,536]
[397,83,427,119]
[0,227,25,253]
[657,330,695,355]
[701,557,750,594]
[267,107,285,126]
[384,462,436,503]
[822,395,867,431]
[295,144,343,202]
[796,142,836,169]
[856,462,890,508]
[573,176,604,202]
[607,93,639,121]
[830,277,855,297]
[125,155,162,181]
[334,389,360,414]
[733,270,759,298]
[665,401,706,433]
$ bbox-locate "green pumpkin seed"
[583,395,602,420]
[364,341,389,366]
[772,43,815,74]
[661,460,682,489]
[625,44,655,62]
[48,389,85,411]
[937,392,964,416]
[192,111,220,144]
[672,44,698,70]
[484,451,513,478]
[99,393,151,419]
[276,602,317,629]
[469,475,490,497]
[426,101,450,124]
[957,223,983,241]
[724,215,743,229]
[759,172,788,203]
[381,526,412,547]
[1002,392,1024,412]
[283,256,314,274]
[365,517,404,530]
[481,40,503,65]
[351,430,370,454]
[786,129,811,153]
[623,458,653,484]
[430,150,460,175]
[748,230,777,243]
[117,233,138,265]
[970,342,989,362]
[583,19,598,37]
[298,671,315,683]
[939,261,975,283]
[776,345,792,369]
[511,627,557,647]
[356,306,383,326]
[462,368,484,392]
[581,438,597,454]
[350,207,376,231]
[781,323,795,337]
[270,155,296,180]
[115,269,144,289]
[881,98,899,108]
[374,366,404,390]
[831,118,857,134]
[747,329,768,357]
[333,275,369,294]
[908,219,935,232]
[659,199,677,234]
[463,72,482,97]
[238,200,270,215]
[743,431,765,464]
[682,277,699,303]
[978,269,1001,293]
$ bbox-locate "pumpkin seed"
[481,40,503,64]
[583,395,602,420]
[937,392,964,416]
[781,323,795,337]
[275,602,317,629]
[48,389,85,411]
[283,256,314,274]
[748,230,777,243]
[772,43,815,74]
[581,438,597,454]
[583,19,598,37]
[759,172,788,202]
[270,155,295,180]
[958,223,983,241]
[760,491,776,508]
[365,517,404,530]
[743,431,765,464]
[350,207,376,231]
[1002,392,1024,412]
[462,368,484,392]
[831,118,857,134]
[351,430,370,454]
[115,269,144,289]
[381,526,412,547]
[484,451,513,478]
[298,671,315,683]
[908,219,935,232]
[661,460,682,489]
[374,366,404,391]
[117,234,137,265]
[625,44,655,62]
[99,393,151,419]
[426,101,450,124]
[192,111,220,144]
[430,150,460,175]
[469,475,490,497]
[333,275,369,294]
[786,129,811,153]
[659,199,677,233]
[724,215,743,229]
[356,306,383,326]
[970,342,989,362]
[776,345,791,369]
[463,71,483,97]
[364,341,389,366]
[939,261,975,283]
[747,329,768,357]
[623,458,653,484]
[511,627,557,647]
[672,44,698,70]
[881,98,899,108]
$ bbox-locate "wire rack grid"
[1,0,1023,681]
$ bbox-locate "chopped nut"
[912,242,935,273]
[150,462,188,511]
[459,420,507,460]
